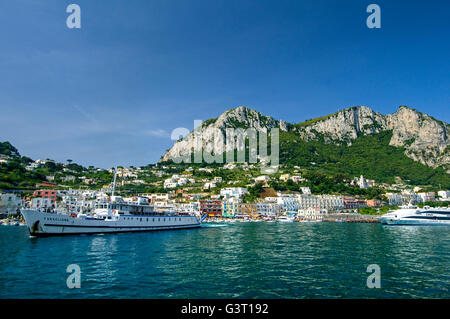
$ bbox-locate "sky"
[0,0,449,168]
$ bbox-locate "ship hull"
[21,210,202,236]
[379,217,450,225]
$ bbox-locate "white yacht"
[21,170,201,236]
[379,205,450,225]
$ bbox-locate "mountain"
[161,106,290,162]
[160,105,450,186]
[293,105,449,169]
[0,141,20,158]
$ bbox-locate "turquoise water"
[0,223,448,298]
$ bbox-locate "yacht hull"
[379,216,450,225]
[21,209,202,236]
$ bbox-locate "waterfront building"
[277,195,300,213]
[297,194,344,211]
[0,193,22,216]
[400,191,422,204]
[200,200,222,217]
[256,202,281,217]
[222,198,241,217]
[366,199,382,207]
[239,203,257,217]
[298,207,328,220]
[343,197,367,209]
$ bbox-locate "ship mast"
[107,167,117,216]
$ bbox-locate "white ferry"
[21,170,201,236]
[379,205,450,225]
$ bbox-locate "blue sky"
[0,0,449,168]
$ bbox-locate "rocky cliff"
[161,106,289,162]
[161,105,449,170]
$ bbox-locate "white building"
[297,194,344,211]
[300,187,311,195]
[291,175,302,183]
[418,192,435,203]
[0,193,22,215]
[220,187,248,199]
[438,191,450,201]
[181,201,200,213]
[223,163,237,170]
[298,207,328,220]
[31,198,54,210]
[203,182,217,190]
[255,176,271,183]
[386,193,403,206]
[164,178,178,189]
[256,202,281,217]
[353,175,376,189]
[277,196,300,213]
[213,176,223,183]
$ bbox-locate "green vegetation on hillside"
[0,141,20,157]
[279,130,450,188]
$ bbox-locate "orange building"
[33,190,57,201]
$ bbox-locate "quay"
[322,214,380,223]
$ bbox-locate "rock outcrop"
[160,105,449,169]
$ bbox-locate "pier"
[322,214,380,223]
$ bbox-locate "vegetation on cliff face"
[279,130,450,188]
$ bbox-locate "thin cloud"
[144,129,170,138]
